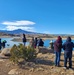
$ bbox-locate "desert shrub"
[10,44,37,63]
[25,46,36,61]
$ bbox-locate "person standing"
[54,36,62,67]
[2,40,7,48]
[49,40,54,49]
[30,37,35,48]
[22,34,26,46]
[0,38,2,50]
[34,37,38,48]
[63,36,74,69]
[38,38,44,47]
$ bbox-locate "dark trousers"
[0,46,1,50]
[64,51,72,68]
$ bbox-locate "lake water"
[44,39,74,47]
[1,37,29,48]
[1,37,55,48]
[1,37,74,48]
[44,39,65,47]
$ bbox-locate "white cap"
[50,40,53,43]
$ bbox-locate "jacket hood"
[57,36,62,43]
[67,36,71,42]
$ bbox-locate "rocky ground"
[0,48,74,75]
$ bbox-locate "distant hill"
[0,29,73,36]
[0,29,36,34]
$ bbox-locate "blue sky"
[0,0,74,34]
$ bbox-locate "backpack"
[23,38,26,42]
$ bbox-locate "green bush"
[10,44,37,63]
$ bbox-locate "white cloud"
[1,20,36,32]
[6,26,17,30]
[6,25,35,32]
[2,20,35,26]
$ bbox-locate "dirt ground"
[0,48,74,75]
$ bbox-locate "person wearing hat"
[2,40,7,48]
[54,36,62,67]
[49,40,54,49]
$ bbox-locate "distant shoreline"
[0,36,11,38]
[1,36,74,42]
[11,37,74,42]
[0,36,20,38]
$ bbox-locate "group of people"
[22,34,44,48]
[22,34,74,69]
[29,37,44,48]
[54,36,74,69]
[0,38,7,50]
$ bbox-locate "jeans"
[55,51,61,66]
[23,42,26,46]
[64,51,72,68]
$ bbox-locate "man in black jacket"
[22,34,26,46]
[63,36,74,69]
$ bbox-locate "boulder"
[1,48,11,56]
[38,47,54,54]
[0,54,9,59]
[8,69,19,75]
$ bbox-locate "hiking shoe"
[57,65,61,67]
[54,65,57,67]
[63,67,67,69]
[69,68,73,70]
